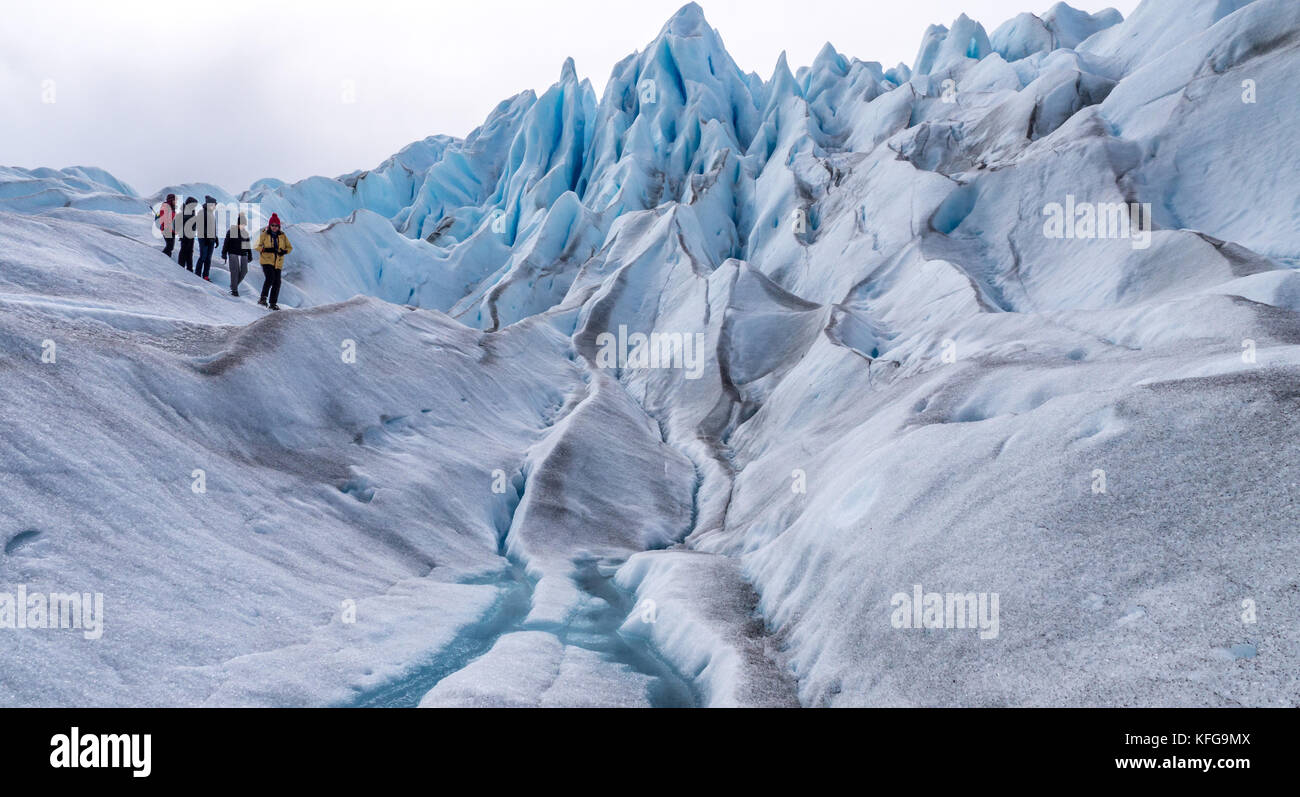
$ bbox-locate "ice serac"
[2,0,1300,708]
[1097,0,1300,263]
[912,14,993,77]
[992,4,1124,62]
[0,165,146,215]
[1079,0,1258,74]
[580,3,760,219]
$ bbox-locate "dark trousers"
[228,254,249,293]
[177,238,195,270]
[162,235,175,257]
[196,241,216,278]
[260,265,282,305]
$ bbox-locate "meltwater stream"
[344,556,697,708]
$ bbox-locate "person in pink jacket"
[156,194,177,257]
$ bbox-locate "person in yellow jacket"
[256,213,292,310]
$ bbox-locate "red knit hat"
[269,213,282,227]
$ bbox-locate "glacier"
[1,0,1298,707]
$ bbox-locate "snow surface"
[2,0,1298,707]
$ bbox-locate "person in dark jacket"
[156,194,177,257]
[221,212,253,296]
[195,195,220,281]
[256,213,292,310]
[177,197,199,271]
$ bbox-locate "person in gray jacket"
[221,213,253,297]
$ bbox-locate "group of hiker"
[155,195,292,310]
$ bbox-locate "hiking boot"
[268,304,280,311]
[257,297,267,307]
[230,290,239,297]
[203,276,210,281]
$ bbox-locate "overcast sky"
[0,0,1139,195]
